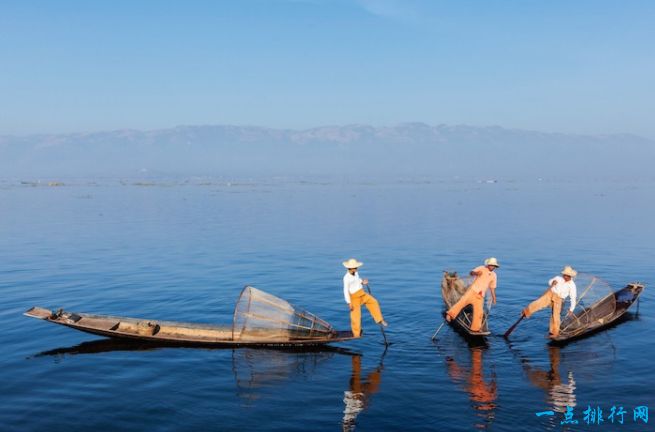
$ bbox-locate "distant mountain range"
[1,123,653,179]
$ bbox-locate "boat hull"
[549,283,644,345]
[24,307,356,347]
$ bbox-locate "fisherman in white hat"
[342,258,387,337]
[522,266,578,338]
[446,257,499,331]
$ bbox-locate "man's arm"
[470,267,482,277]
[344,278,351,305]
[568,283,577,314]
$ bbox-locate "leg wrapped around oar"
[351,287,388,342]
[522,289,563,337]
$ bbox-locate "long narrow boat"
[24,286,355,347]
[549,282,644,345]
[441,271,491,339]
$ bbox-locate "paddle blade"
[379,325,390,346]
[503,315,524,339]
[431,321,447,341]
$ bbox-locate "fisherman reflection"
[342,354,384,431]
[520,346,576,413]
[445,347,497,428]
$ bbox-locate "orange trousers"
[523,289,563,336]
[350,289,383,337]
[447,288,484,331]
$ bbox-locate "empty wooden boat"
[441,271,491,339]
[24,286,355,346]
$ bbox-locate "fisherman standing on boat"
[445,257,499,332]
[342,258,387,338]
[521,266,578,338]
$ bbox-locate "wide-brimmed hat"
[342,258,364,269]
[484,257,500,268]
[561,265,577,277]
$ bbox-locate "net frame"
[232,286,336,342]
[558,274,615,336]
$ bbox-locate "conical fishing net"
[559,274,615,337]
[441,272,470,305]
[232,286,337,342]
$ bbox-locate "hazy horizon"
[2,122,653,180]
[1,121,653,141]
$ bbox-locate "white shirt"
[549,276,577,312]
[343,272,364,304]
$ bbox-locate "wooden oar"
[482,295,493,329]
[503,314,524,339]
[431,320,446,341]
[379,323,390,346]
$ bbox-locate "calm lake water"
[1,177,653,431]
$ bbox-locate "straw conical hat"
[484,257,500,268]
[342,258,363,269]
[561,265,577,277]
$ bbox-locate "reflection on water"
[506,344,577,430]
[31,338,357,407]
[31,337,385,429]
[443,346,497,430]
[31,338,167,358]
[342,350,386,431]
[232,347,352,405]
[521,347,576,414]
[507,337,620,430]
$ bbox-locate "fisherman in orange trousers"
[342,258,387,337]
[445,257,499,331]
[521,266,578,338]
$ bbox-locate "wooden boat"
[441,271,491,339]
[549,282,644,344]
[24,286,356,347]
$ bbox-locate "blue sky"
[1,0,653,137]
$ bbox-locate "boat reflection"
[31,338,174,359]
[232,346,356,405]
[31,338,357,403]
[341,350,386,431]
[32,338,356,358]
[442,346,497,430]
[33,337,362,409]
